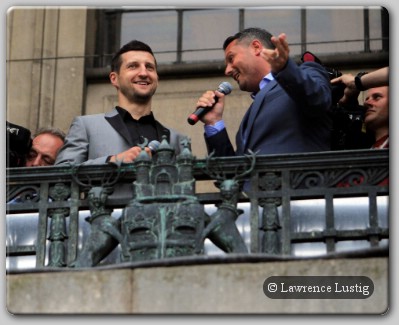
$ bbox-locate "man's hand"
[330,73,359,105]
[109,146,151,163]
[195,90,226,126]
[260,33,290,73]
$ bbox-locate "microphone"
[187,81,233,125]
[148,140,161,153]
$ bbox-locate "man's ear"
[251,39,263,56]
[109,71,119,88]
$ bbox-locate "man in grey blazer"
[195,28,332,157]
[56,40,186,167]
[55,40,188,266]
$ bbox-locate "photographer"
[329,67,389,150]
[6,122,65,168]
[6,121,32,167]
[331,67,389,105]
[363,86,389,149]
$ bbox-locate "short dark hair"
[110,40,157,72]
[223,27,276,50]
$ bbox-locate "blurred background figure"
[363,86,389,149]
[25,127,66,167]
[331,67,389,105]
[6,121,32,167]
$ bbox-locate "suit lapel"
[241,80,277,152]
[236,103,253,154]
[104,108,171,146]
[155,120,171,142]
[104,108,134,146]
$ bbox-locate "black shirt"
[116,106,158,146]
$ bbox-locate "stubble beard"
[120,85,156,104]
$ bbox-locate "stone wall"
[6,7,86,133]
[7,256,388,314]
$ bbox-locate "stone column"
[6,7,87,133]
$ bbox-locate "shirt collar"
[116,106,155,124]
[251,73,274,99]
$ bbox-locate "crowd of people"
[6,28,389,265]
[7,28,389,171]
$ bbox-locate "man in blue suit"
[195,28,332,156]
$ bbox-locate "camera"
[6,121,32,167]
[301,52,374,150]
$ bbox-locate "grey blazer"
[55,108,186,166]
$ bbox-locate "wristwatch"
[354,72,368,91]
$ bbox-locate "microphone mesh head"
[217,82,233,95]
[148,140,161,152]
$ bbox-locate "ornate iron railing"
[6,146,389,270]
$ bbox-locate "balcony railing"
[6,146,389,271]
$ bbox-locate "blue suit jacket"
[205,59,333,156]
